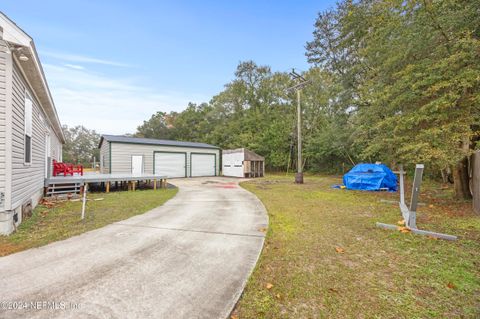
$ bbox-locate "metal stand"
[376,164,457,241]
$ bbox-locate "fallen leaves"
[335,247,345,254]
[397,219,405,226]
[230,315,239,319]
[259,227,267,233]
[40,199,57,209]
[447,282,456,289]
[397,226,411,233]
[266,283,274,290]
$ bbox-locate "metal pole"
[399,164,405,206]
[81,183,88,220]
[408,164,424,229]
[295,89,303,184]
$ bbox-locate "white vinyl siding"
[10,61,61,209]
[99,140,110,173]
[50,131,62,161]
[108,142,219,177]
[0,17,66,235]
[0,40,7,209]
[191,153,215,177]
[23,92,32,164]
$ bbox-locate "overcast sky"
[3,1,335,134]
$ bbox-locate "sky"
[3,1,335,134]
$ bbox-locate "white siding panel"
[10,62,48,209]
[50,131,62,161]
[99,140,110,173]
[0,41,7,208]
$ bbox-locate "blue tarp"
[342,163,397,192]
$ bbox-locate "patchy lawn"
[234,175,480,318]
[0,188,177,256]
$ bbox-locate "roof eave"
[0,12,65,144]
[101,135,220,150]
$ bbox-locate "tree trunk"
[453,156,472,200]
[473,150,480,215]
[440,169,448,183]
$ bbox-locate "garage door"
[154,152,186,178]
[191,153,216,177]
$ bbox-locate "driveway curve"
[0,177,268,319]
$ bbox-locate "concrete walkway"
[0,177,268,319]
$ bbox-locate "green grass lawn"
[234,175,480,318]
[0,188,177,256]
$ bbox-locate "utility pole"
[288,69,309,184]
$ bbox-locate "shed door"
[191,154,215,177]
[132,155,143,175]
[154,152,186,178]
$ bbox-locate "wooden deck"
[45,173,168,195]
[46,173,167,185]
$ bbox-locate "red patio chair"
[52,160,84,176]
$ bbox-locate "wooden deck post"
[132,181,136,191]
[106,182,110,193]
[154,178,157,190]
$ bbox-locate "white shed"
[222,148,265,178]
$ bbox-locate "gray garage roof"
[99,135,220,150]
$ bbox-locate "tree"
[62,125,101,166]
[306,0,480,198]
[136,111,173,139]
[134,61,352,172]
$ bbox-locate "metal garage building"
[99,135,220,178]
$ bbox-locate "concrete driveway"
[0,177,268,319]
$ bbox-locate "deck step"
[46,182,82,196]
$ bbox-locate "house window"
[24,92,33,164]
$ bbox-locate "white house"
[0,13,65,234]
